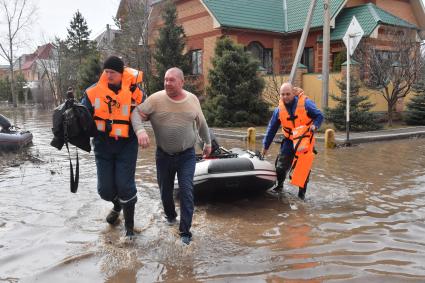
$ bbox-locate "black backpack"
[51,98,97,193]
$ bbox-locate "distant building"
[93,24,121,59]
[0,65,8,80]
[129,0,425,86]
[14,43,57,104]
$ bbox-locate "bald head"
[164,67,185,98]
[166,67,184,81]
[280,82,296,105]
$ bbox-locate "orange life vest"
[278,88,315,188]
[86,67,143,138]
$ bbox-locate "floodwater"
[1,106,425,283]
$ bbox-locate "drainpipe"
[283,0,288,32]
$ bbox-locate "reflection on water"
[1,106,425,282]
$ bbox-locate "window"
[301,47,314,73]
[247,41,273,74]
[376,50,398,61]
[190,49,202,75]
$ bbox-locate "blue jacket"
[262,96,323,154]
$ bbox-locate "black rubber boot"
[106,198,122,225]
[123,203,135,238]
[298,188,306,200]
[298,174,310,200]
[274,154,293,193]
[298,184,308,200]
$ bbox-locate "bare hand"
[203,145,212,158]
[261,148,267,157]
[137,131,150,148]
[310,125,317,132]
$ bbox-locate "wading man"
[261,82,323,200]
[82,56,144,239]
[131,67,211,245]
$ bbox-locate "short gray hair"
[165,67,184,81]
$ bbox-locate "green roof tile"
[328,3,417,41]
[203,0,346,33]
[202,1,417,39]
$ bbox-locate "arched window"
[247,41,273,74]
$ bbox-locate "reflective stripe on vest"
[94,98,101,109]
[278,90,315,188]
[278,93,312,140]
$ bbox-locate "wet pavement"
[1,106,425,282]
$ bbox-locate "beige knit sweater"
[131,90,211,154]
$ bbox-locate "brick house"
[140,0,424,86]
[0,65,8,80]
[13,43,57,104]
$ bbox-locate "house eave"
[200,1,221,29]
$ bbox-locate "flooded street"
[1,106,425,282]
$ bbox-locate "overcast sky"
[0,0,120,64]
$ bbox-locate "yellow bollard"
[247,127,256,151]
[324,129,336,149]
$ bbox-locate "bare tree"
[113,0,152,93]
[357,27,424,126]
[262,59,290,106]
[37,56,60,107]
[0,0,37,107]
[263,72,286,106]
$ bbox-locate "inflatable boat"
[0,114,33,151]
[175,146,277,198]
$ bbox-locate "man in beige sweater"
[131,67,211,245]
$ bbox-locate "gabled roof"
[19,43,54,70]
[202,0,346,34]
[329,3,418,41]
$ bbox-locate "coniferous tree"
[203,37,270,127]
[77,55,102,99]
[404,80,425,125]
[0,78,12,102]
[151,0,191,92]
[325,78,382,131]
[66,10,95,64]
[64,11,99,97]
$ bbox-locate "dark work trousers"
[155,147,196,238]
[275,152,309,191]
[93,134,138,207]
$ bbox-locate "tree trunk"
[387,102,394,127]
[10,66,16,107]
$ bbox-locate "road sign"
[343,16,364,55]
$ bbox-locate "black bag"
[50,98,97,193]
[51,99,97,152]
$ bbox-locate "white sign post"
[342,16,364,144]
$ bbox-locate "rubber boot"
[298,184,308,200]
[106,198,122,225]
[298,174,310,200]
[123,203,135,238]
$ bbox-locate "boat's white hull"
[175,148,277,197]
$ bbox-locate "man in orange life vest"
[81,56,144,238]
[261,82,323,200]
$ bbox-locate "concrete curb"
[211,126,425,144]
[140,122,425,144]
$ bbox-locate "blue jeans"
[156,147,196,237]
[93,134,138,206]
